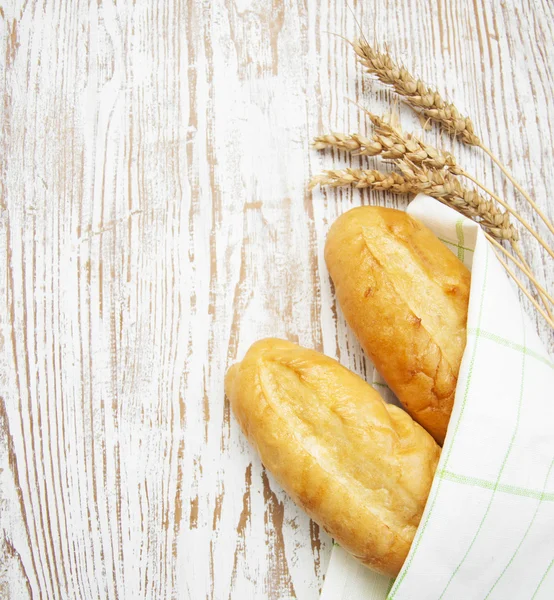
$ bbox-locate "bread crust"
[225,338,440,576]
[324,206,470,444]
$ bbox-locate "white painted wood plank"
[0,0,552,598]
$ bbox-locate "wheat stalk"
[310,37,554,327]
[312,133,382,156]
[376,116,554,258]
[460,171,554,260]
[353,37,554,235]
[313,116,554,259]
[479,145,554,236]
[492,250,554,328]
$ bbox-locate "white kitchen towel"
[320,194,554,600]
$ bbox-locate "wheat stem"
[479,144,554,236]
[461,171,554,259]
[511,242,554,319]
[485,235,554,309]
[309,169,413,193]
[491,249,554,329]
[368,114,552,253]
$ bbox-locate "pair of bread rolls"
[225,206,470,576]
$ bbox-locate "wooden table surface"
[2,1,553,598]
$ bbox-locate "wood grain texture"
[1,0,553,598]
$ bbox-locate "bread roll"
[225,338,440,576]
[325,206,470,444]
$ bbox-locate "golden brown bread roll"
[325,206,470,444]
[225,338,440,576]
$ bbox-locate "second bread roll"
[325,206,470,444]
[226,338,440,577]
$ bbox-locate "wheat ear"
[479,145,554,236]
[310,167,516,242]
[311,166,553,319]
[492,250,554,328]
[353,38,480,146]
[312,133,382,156]
[486,235,554,307]
[309,169,413,193]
